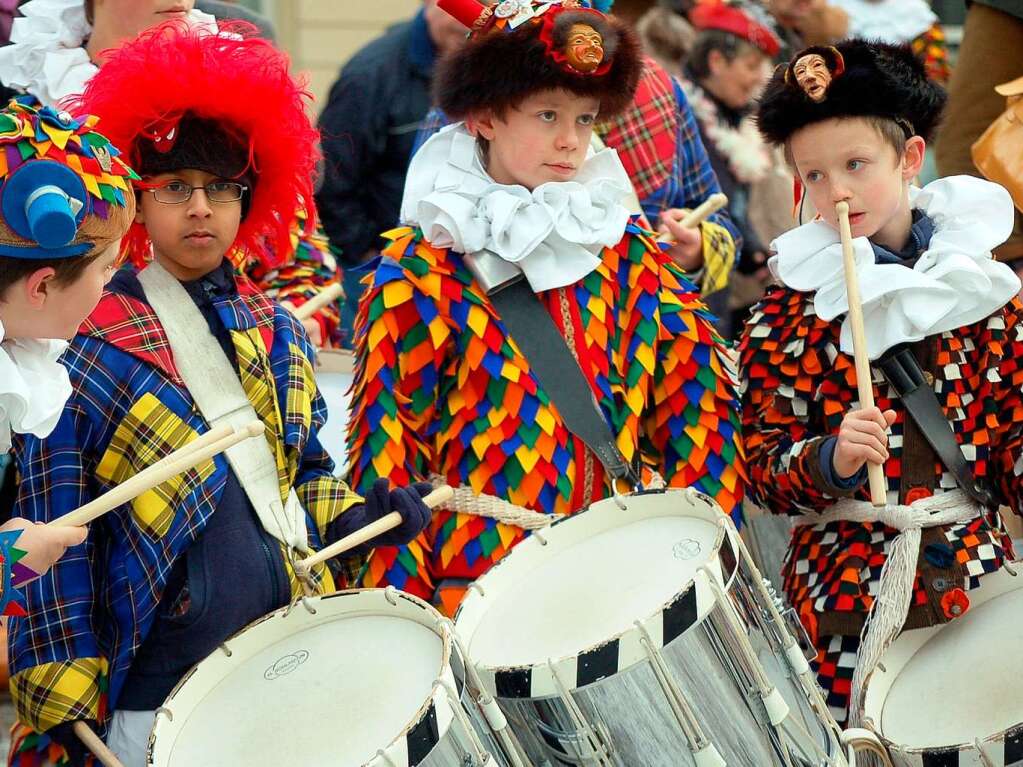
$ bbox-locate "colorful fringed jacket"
[739,286,1021,644]
[7,276,361,765]
[348,222,746,613]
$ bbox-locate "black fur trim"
[756,39,947,145]
[434,11,642,120]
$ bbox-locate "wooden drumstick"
[836,201,887,507]
[291,282,343,322]
[140,423,233,475]
[296,485,454,573]
[656,193,729,243]
[49,421,265,528]
[74,721,126,767]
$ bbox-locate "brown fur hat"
[434,5,643,120]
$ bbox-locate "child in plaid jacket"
[0,97,137,616]
[7,24,432,767]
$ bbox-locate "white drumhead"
[150,590,450,767]
[315,353,353,473]
[460,489,726,668]
[874,572,1023,747]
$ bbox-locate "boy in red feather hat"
[7,22,433,766]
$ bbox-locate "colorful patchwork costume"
[740,40,1023,724]
[349,0,745,616]
[6,25,432,766]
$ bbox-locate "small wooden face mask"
[564,23,604,74]
[792,53,832,102]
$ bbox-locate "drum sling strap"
[876,343,993,508]
[137,261,310,553]
[483,267,641,488]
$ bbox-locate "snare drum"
[862,565,1023,766]
[455,488,846,767]
[314,348,353,472]
[148,589,501,766]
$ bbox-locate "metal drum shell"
[455,488,840,767]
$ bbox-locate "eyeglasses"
[146,181,248,204]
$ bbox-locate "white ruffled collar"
[0,0,216,107]
[830,0,936,43]
[400,122,632,292]
[769,175,1022,360]
[0,318,72,453]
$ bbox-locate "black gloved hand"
[363,478,434,546]
[47,720,96,767]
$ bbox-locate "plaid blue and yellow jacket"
[7,271,362,745]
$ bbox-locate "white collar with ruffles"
[401,122,632,293]
[769,175,1022,360]
[0,318,72,453]
[0,0,216,108]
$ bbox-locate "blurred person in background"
[316,0,469,344]
[936,1,1023,266]
[680,0,781,337]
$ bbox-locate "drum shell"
[456,489,839,767]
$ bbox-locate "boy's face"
[136,168,243,282]
[0,241,121,341]
[474,89,600,191]
[789,117,922,249]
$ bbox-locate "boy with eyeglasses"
[7,23,434,767]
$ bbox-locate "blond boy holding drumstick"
[739,40,1023,725]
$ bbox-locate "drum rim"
[454,487,739,699]
[861,564,1023,760]
[148,588,460,767]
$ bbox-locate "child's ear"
[473,110,499,141]
[134,198,146,225]
[901,136,926,180]
[23,267,56,309]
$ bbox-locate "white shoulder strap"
[137,261,309,553]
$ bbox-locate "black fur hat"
[756,39,947,146]
[434,4,643,120]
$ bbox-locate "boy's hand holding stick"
[295,485,455,577]
[49,421,265,529]
[836,201,888,507]
[655,192,728,243]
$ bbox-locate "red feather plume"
[68,20,319,269]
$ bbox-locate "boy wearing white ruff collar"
[348,0,745,616]
[740,40,1022,725]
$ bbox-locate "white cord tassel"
[795,489,981,726]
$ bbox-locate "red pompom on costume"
[69,20,319,269]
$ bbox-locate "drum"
[148,589,502,766]
[314,348,353,473]
[862,564,1023,767]
[454,488,846,767]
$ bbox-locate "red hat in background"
[690,1,781,57]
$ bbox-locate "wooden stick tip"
[241,421,265,438]
[835,201,850,216]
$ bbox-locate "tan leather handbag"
[972,75,1023,214]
